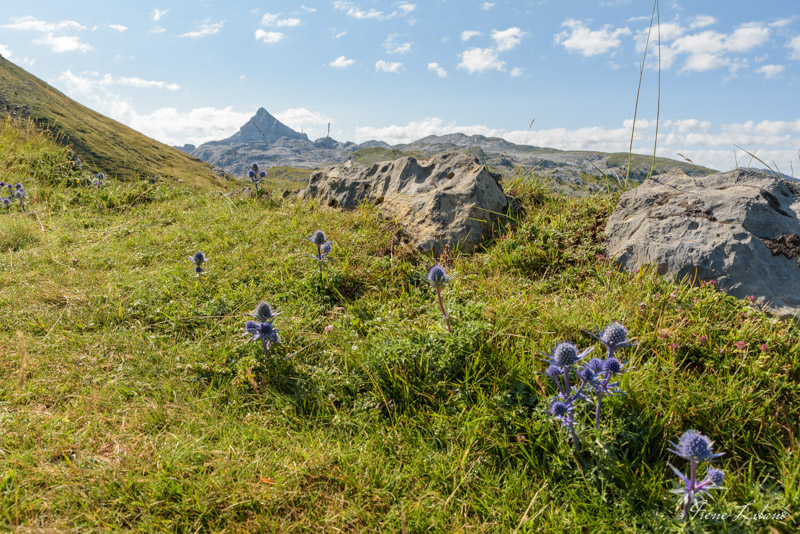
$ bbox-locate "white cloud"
[3,16,85,32]
[151,9,169,22]
[334,30,347,39]
[689,15,716,29]
[458,47,505,73]
[35,34,93,53]
[376,59,403,73]
[106,74,180,90]
[332,1,416,21]
[255,29,284,44]
[384,34,412,54]
[330,55,355,68]
[274,107,332,138]
[149,26,166,34]
[555,19,631,56]
[180,20,224,38]
[428,62,448,77]
[756,64,785,78]
[789,35,800,60]
[491,27,526,51]
[261,13,301,27]
[633,20,772,73]
[510,67,523,77]
[57,70,180,91]
[461,30,482,42]
[354,116,800,174]
[0,44,11,58]
[300,5,317,13]
[726,22,770,52]
[770,18,794,28]
[481,2,495,10]
[109,24,128,32]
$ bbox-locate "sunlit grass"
[0,118,797,532]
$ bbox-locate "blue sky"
[1,0,798,173]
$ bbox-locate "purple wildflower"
[668,430,725,521]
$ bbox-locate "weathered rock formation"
[298,152,509,255]
[605,169,800,318]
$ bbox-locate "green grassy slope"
[0,56,225,189]
[0,122,797,532]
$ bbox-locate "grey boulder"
[605,169,800,318]
[298,152,508,255]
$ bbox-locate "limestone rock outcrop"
[605,169,800,318]
[298,152,509,255]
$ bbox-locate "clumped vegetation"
[0,121,797,532]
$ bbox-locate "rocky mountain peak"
[211,107,309,145]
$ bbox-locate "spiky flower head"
[551,400,570,418]
[601,322,628,346]
[0,182,5,188]
[321,241,333,255]
[247,169,258,180]
[669,430,724,462]
[251,163,260,172]
[541,341,593,369]
[244,320,280,344]
[426,265,451,289]
[2,197,10,208]
[545,364,562,380]
[585,321,638,353]
[250,301,275,322]
[586,357,604,374]
[192,251,206,264]
[259,170,267,178]
[307,230,327,246]
[553,342,579,367]
[602,357,624,376]
[14,183,22,190]
[706,467,725,487]
[578,366,596,383]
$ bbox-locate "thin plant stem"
[595,392,603,428]
[627,0,659,190]
[436,287,451,332]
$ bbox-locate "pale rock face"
[298,152,509,255]
[605,169,800,318]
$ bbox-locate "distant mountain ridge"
[184,108,716,187]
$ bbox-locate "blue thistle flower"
[426,265,450,289]
[249,302,276,322]
[669,430,724,462]
[550,399,574,428]
[306,231,333,283]
[706,467,725,487]
[668,430,726,521]
[244,318,280,358]
[426,265,452,332]
[259,170,267,179]
[189,251,207,275]
[2,197,10,209]
[584,321,638,358]
[542,341,593,369]
[602,357,626,376]
[307,230,328,246]
[585,357,604,374]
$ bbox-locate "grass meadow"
[0,117,798,532]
